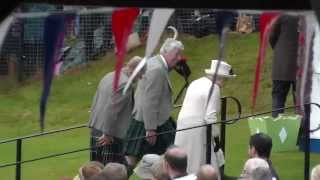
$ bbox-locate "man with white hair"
[240,158,270,180]
[124,38,185,176]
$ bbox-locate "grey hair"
[241,158,269,179]
[251,167,273,180]
[311,164,320,180]
[101,162,128,180]
[160,38,184,55]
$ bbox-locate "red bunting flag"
[112,8,139,91]
[251,12,280,112]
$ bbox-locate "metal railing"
[0,99,319,180]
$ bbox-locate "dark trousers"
[272,80,296,117]
[90,128,126,165]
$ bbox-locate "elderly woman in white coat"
[174,60,236,178]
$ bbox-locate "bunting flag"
[40,14,69,131]
[298,13,316,114]
[111,8,139,91]
[0,14,14,53]
[145,9,174,57]
[123,8,175,94]
[204,21,231,164]
[251,12,280,112]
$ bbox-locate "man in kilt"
[124,38,184,176]
[88,56,145,165]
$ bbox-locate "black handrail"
[0,124,87,144]
[220,96,242,179]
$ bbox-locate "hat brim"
[204,69,237,78]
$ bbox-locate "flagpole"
[206,26,229,164]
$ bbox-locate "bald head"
[196,165,218,180]
[164,145,188,173]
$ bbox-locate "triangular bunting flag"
[111,7,139,91]
[251,12,280,112]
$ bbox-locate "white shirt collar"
[159,54,169,70]
[174,174,197,180]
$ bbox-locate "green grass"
[0,32,319,180]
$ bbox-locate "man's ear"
[163,160,170,171]
[251,147,258,157]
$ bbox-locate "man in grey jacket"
[269,14,299,117]
[124,38,184,176]
[88,56,145,165]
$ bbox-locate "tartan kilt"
[124,117,176,158]
[90,128,126,165]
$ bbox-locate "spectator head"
[134,154,161,180]
[249,133,272,159]
[240,158,269,180]
[196,164,219,180]
[151,156,170,180]
[100,162,127,180]
[311,164,320,180]
[164,145,188,178]
[159,39,184,69]
[76,161,104,180]
[251,166,273,180]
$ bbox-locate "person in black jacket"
[248,133,280,180]
[269,14,299,117]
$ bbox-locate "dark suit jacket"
[269,14,299,81]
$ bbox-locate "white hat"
[204,60,236,78]
[134,154,160,179]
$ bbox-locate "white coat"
[174,77,225,175]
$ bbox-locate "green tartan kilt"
[124,117,176,158]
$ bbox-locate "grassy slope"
[0,33,319,180]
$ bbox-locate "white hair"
[251,167,272,180]
[311,164,320,180]
[159,38,184,55]
[241,158,269,180]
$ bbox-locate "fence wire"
[0,4,260,81]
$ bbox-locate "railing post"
[16,139,22,180]
[206,125,212,164]
[220,98,227,153]
[220,97,227,179]
[304,104,310,180]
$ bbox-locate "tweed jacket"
[88,71,134,138]
[133,55,173,130]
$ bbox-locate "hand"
[98,134,114,145]
[214,137,220,152]
[146,130,157,145]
